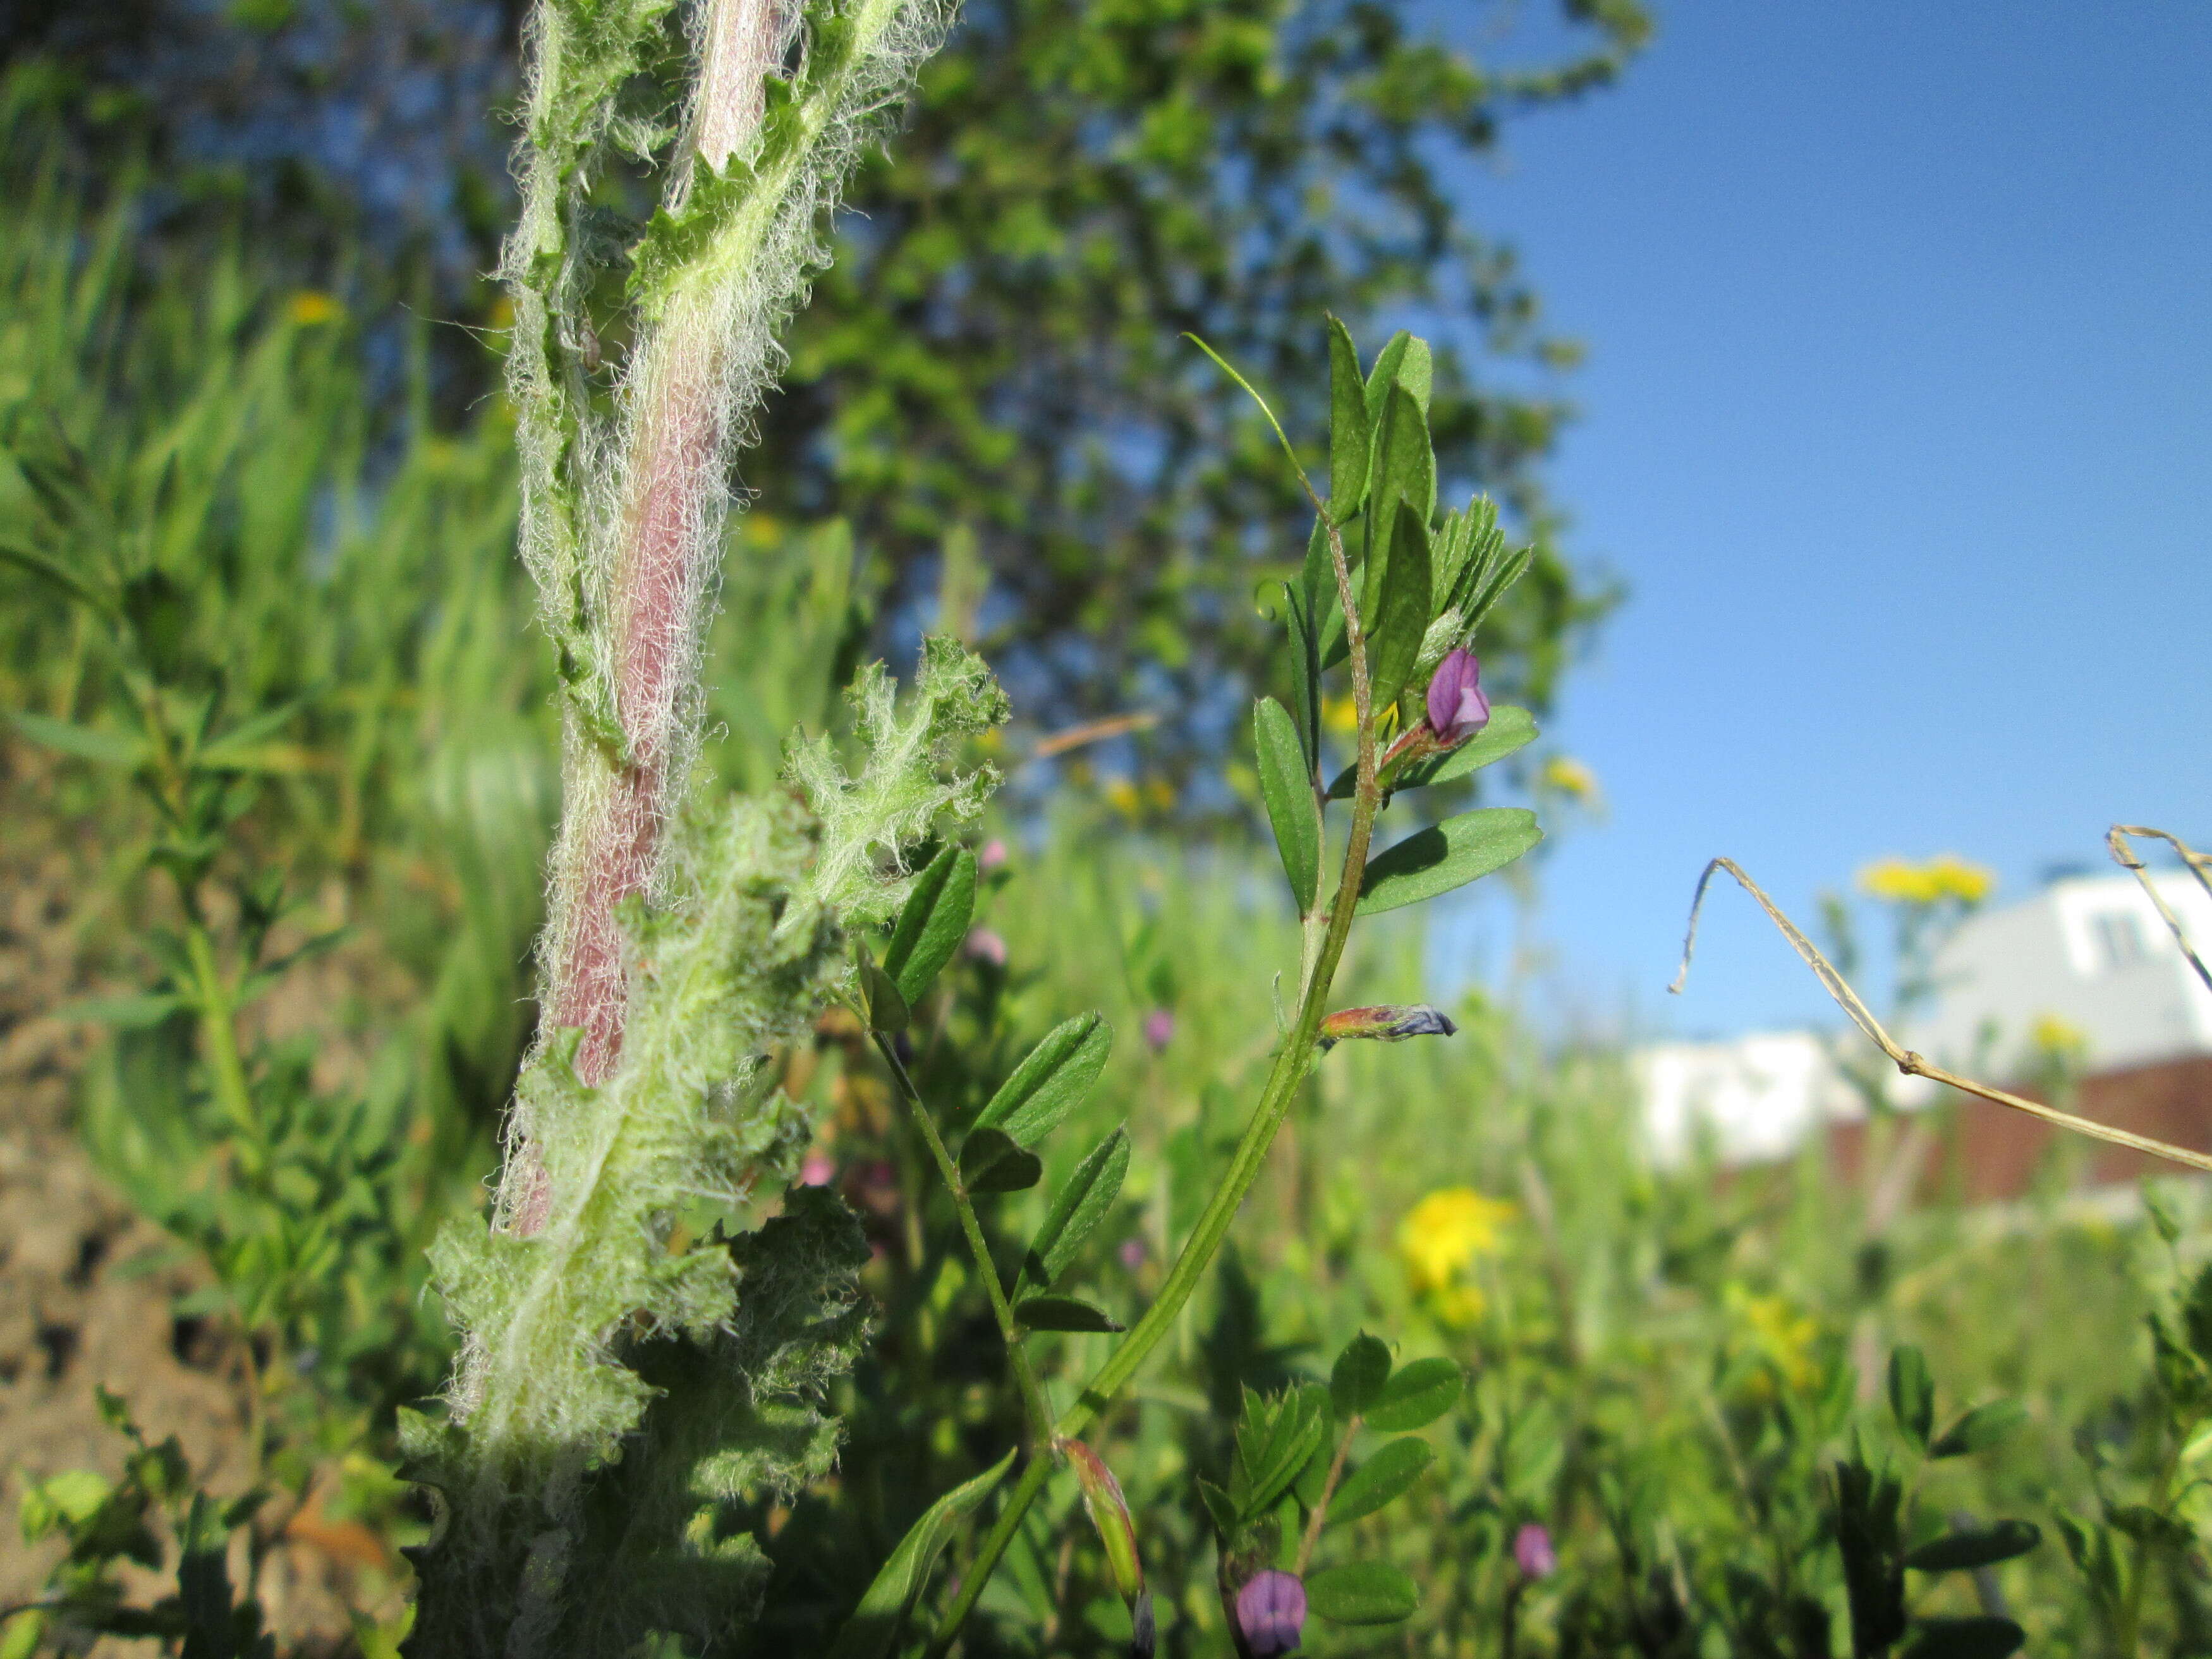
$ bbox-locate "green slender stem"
[927,507,1381,1656]
[872,1031,1057,1447]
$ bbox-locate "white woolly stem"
[509,0,798,1234]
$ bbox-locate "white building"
[1638,870,2212,1167]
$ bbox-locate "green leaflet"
[1931,1400,2027,1459]
[1235,1385,1329,1518]
[1306,1560,1420,1626]
[824,1449,1017,1659]
[1899,1619,2026,1659]
[1357,383,1434,631]
[1328,1333,1392,1418]
[1889,1346,1934,1452]
[11,711,145,769]
[1367,500,1433,719]
[882,846,976,1006]
[1903,1522,2041,1573]
[1253,697,1320,915]
[1019,1124,1130,1294]
[1326,316,1369,523]
[1361,1358,1463,1433]
[959,1127,1042,1194]
[1014,1294,1124,1334]
[1355,810,1543,916]
[973,1013,1112,1145]
[1361,331,1412,427]
[1329,705,1539,799]
[1326,1438,1435,1528]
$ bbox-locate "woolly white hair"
[492,0,954,1224]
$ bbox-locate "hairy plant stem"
[871,1031,1057,1446]
[926,510,1380,1656]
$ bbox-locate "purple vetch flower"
[1316,1003,1458,1052]
[1234,1570,1306,1656]
[1425,647,1490,746]
[1143,1008,1176,1052]
[978,837,1009,873]
[1119,1236,1148,1271]
[1514,1522,1557,1579]
[965,927,1008,967]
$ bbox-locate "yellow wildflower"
[1725,1284,1821,1392]
[1145,777,1177,812]
[286,289,343,327]
[1858,853,1994,908]
[1432,1284,1488,1328]
[2031,1012,2087,1062]
[1399,1187,1516,1294]
[1540,755,1600,803]
[1322,695,1359,734]
[1103,777,1141,819]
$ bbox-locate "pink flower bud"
[1424,648,1490,746]
[964,927,1007,967]
[1234,1570,1306,1656]
[978,838,1009,872]
[1513,1522,1556,1579]
[799,1150,836,1188]
[1143,1008,1176,1052]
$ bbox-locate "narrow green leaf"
[1198,1479,1239,1538]
[1327,1437,1435,1528]
[1356,810,1543,916]
[1334,705,1538,798]
[1931,1401,2027,1459]
[1889,1346,1934,1452]
[1284,581,1322,774]
[1357,383,1433,627]
[197,695,312,769]
[56,993,188,1029]
[1254,697,1320,914]
[1362,1358,1462,1432]
[1898,1616,2026,1659]
[974,1013,1112,1144]
[1361,331,1412,428]
[1014,1294,1124,1334]
[11,711,144,769]
[1394,336,1432,413]
[825,1449,1017,1659]
[1307,1560,1420,1626]
[1368,500,1433,717]
[1327,317,1370,523]
[1021,1124,1130,1292]
[883,846,977,1005]
[959,1127,1042,1193]
[1330,1332,1392,1418]
[861,962,909,1033]
[1904,1521,2041,1572]
[0,540,109,612]
[1243,1385,1330,1514]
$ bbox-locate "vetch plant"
[817,320,1547,1655]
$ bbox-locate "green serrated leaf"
[1021,1124,1130,1292]
[1899,1616,2026,1659]
[1254,697,1320,914]
[1363,1358,1462,1432]
[974,1013,1112,1144]
[883,846,976,1005]
[1356,809,1542,916]
[1307,1560,1420,1626]
[1327,317,1369,524]
[1931,1401,2027,1459]
[1330,1332,1392,1418]
[825,1449,1016,1659]
[1890,1346,1935,1452]
[1014,1294,1124,1334]
[1904,1521,2041,1572]
[959,1127,1042,1193]
[1368,499,1433,717]
[1327,1437,1435,1528]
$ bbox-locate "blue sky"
[1427,1,2212,1038]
